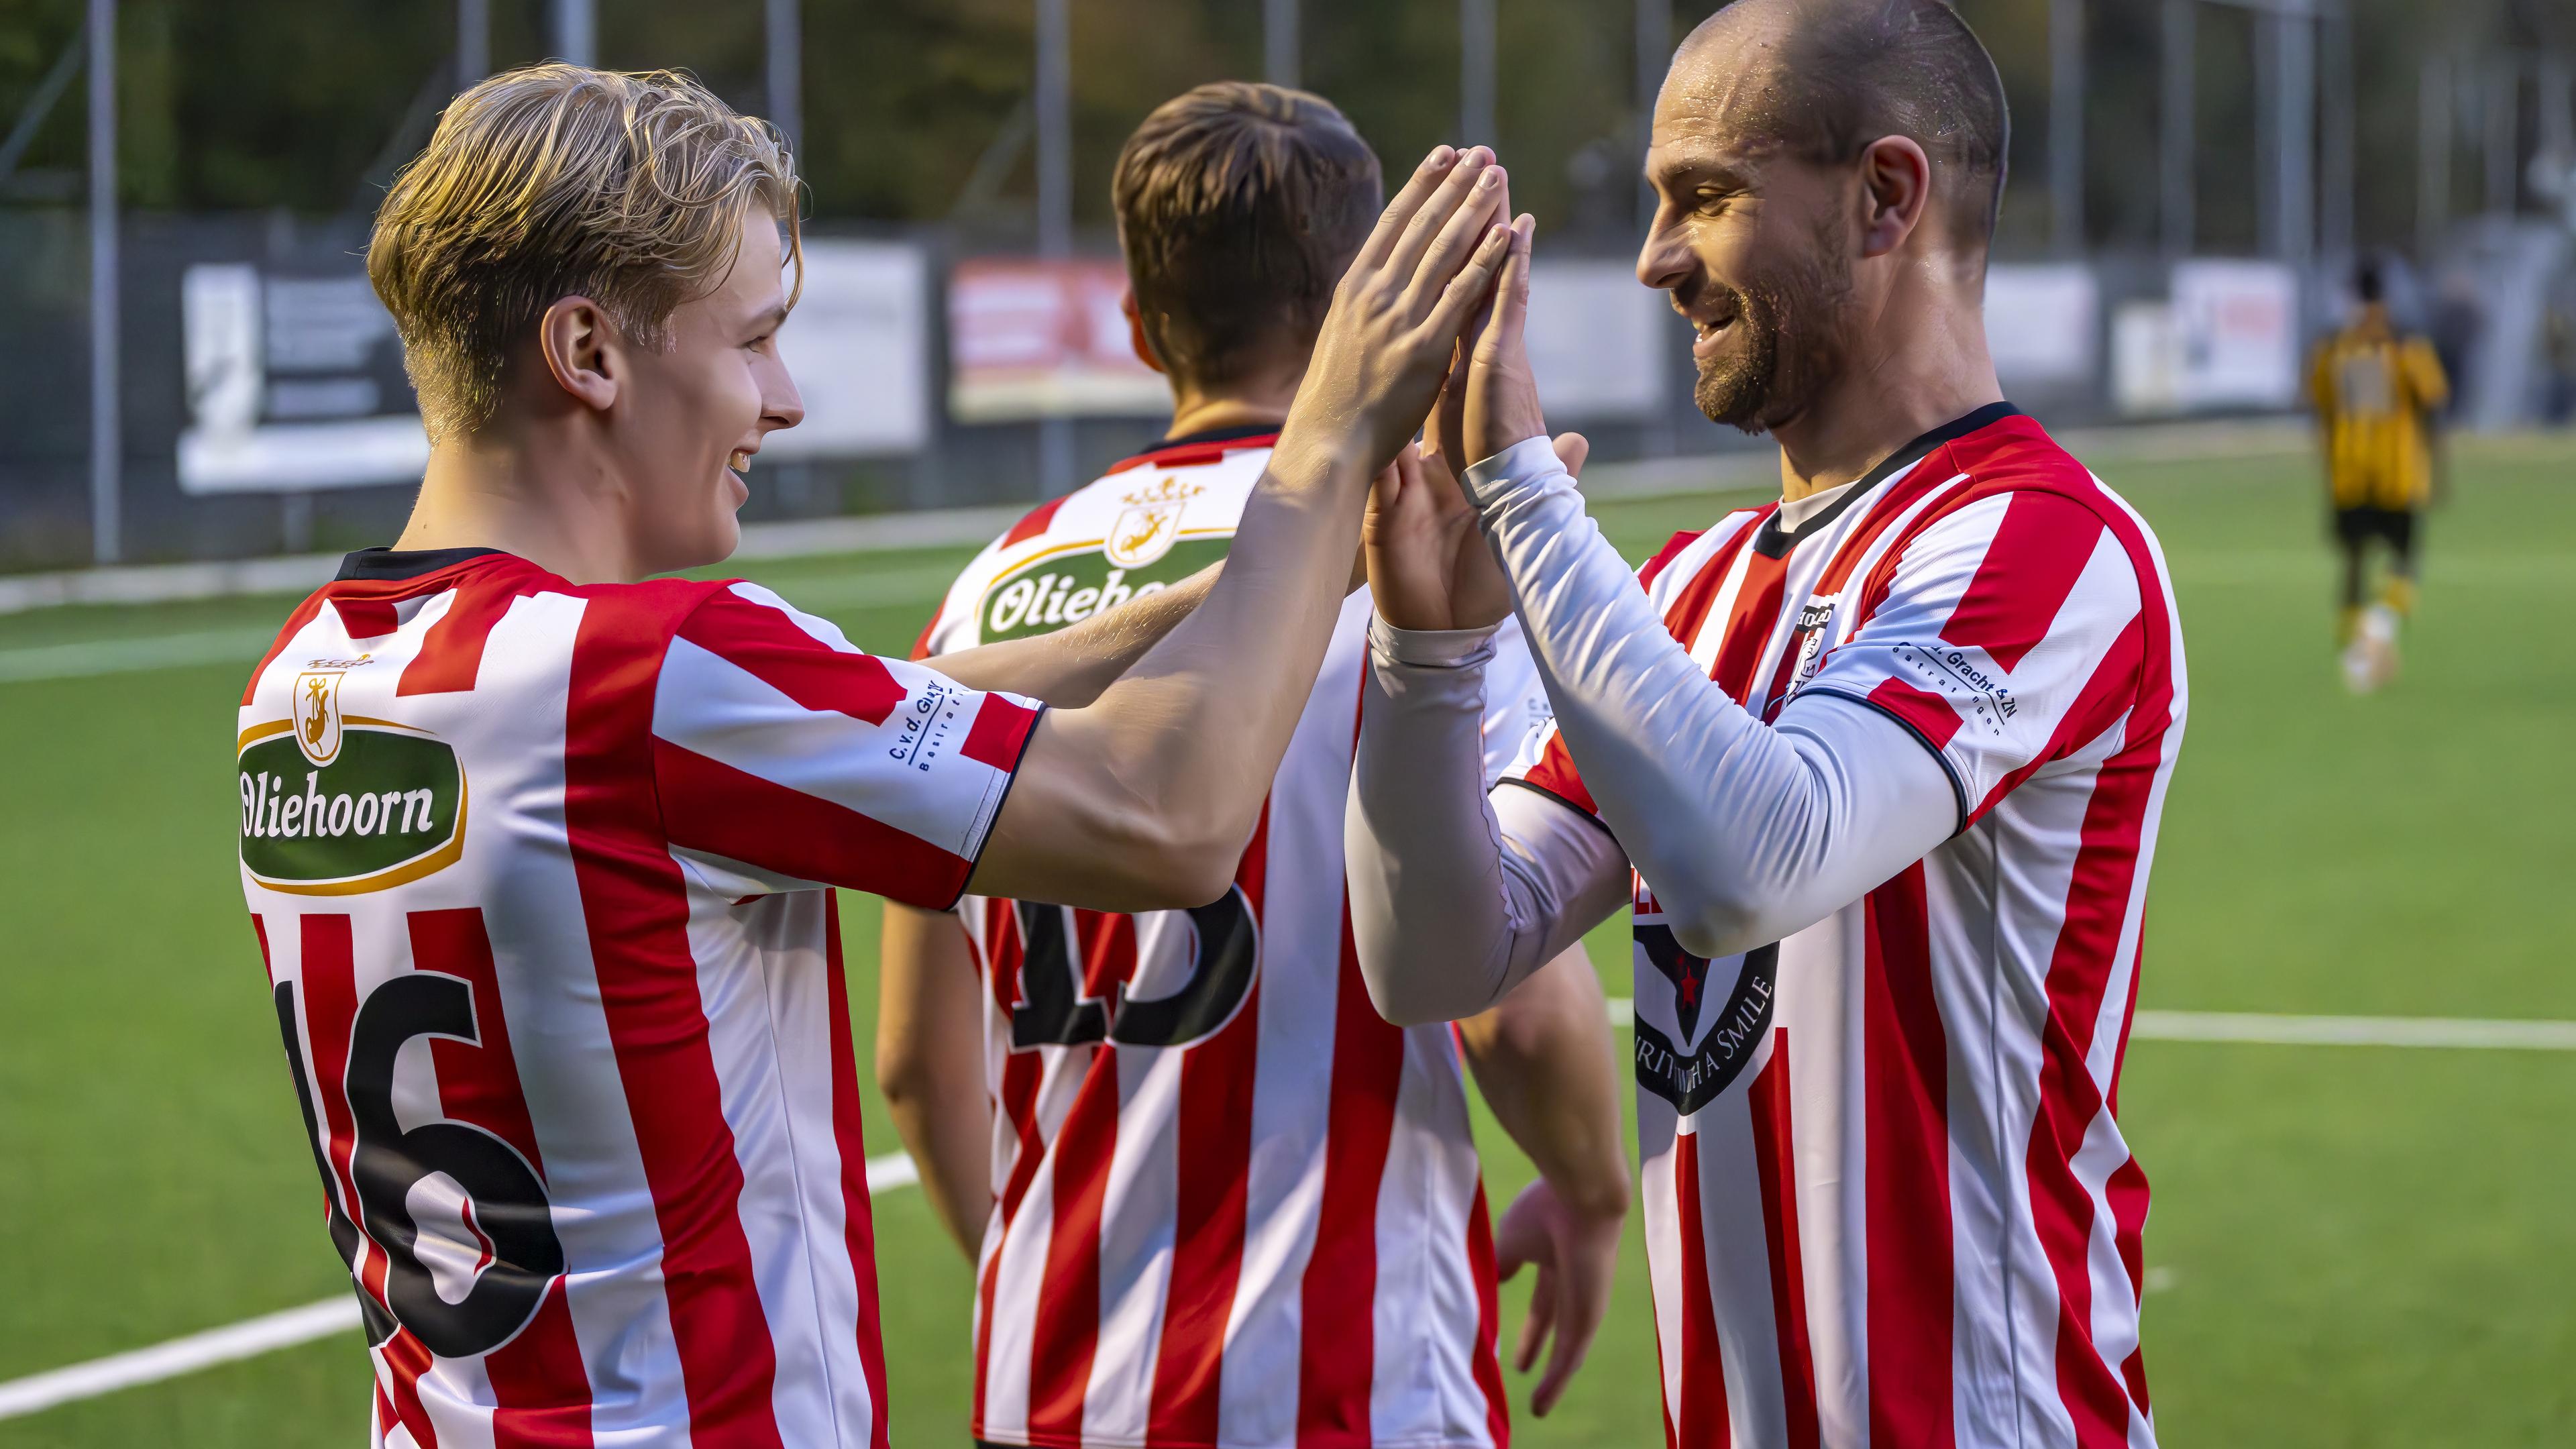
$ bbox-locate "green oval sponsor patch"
[979,537,1231,643]
[238,723,466,894]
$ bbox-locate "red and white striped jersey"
[236,546,1041,1449]
[1508,406,2187,1449]
[916,430,1551,1449]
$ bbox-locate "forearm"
[932,564,1217,708]
[975,442,1377,908]
[1463,438,1955,958]
[1345,618,1627,1025]
[875,906,996,1259]
[883,1081,991,1260]
[1460,948,1629,1221]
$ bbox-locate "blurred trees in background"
[0,0,2570,255]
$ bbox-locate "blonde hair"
[368,64,802,441]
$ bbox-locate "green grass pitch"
[2,437,2571,1446]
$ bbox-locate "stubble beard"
[1689,216,1857,435]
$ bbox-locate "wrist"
[1271,420,1380,490]
[1460,434,1570,510]
[1368,612,1500,669]
[1555,1173,1631,1224]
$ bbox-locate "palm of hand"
[1283,146,1515,478]
[1364,444,1513,633]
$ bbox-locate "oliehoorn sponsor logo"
[978,535,1231,643]
[237,665,464,895]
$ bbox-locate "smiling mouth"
[1678,296,1737,342]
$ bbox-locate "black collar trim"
[334,546,506,582]
[1752,400,2021,559]
[1140,421,1284,452]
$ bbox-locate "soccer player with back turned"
[2310,258,2450,692]
[1351,1,2188,1445]
[233,64,1518,1447]
[879,83,1628,1449]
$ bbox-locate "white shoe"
[2343,605,2400,694]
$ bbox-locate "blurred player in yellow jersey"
[2309,259,2450,692]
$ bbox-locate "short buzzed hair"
[1112,83,1383,390]
[1705,0,2010,245]
[369,65,800,441]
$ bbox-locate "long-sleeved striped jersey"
[1509,407,2188,1449]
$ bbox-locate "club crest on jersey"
[1103,476,1205,568]
[238,714,466,896]
[1104,500,1186,568]
[1631,921,1778,1115]
[293,669,346,767]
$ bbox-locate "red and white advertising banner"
[949,258,1166,421]
[2170,259,2301,409]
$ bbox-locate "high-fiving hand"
[1364,433,1585,633]
[1366,200,1580,635]
[1458,210,1552,472]
[1280,146,1518,480]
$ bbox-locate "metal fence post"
[766,0,802,148]
[551,0,594,67]
[2161,0,2194,257]
[2419,55,2450,257]
[2277,9,2314,266]
[458,0,489,88]
[1635,0,1667,235]
[1265,0,1299,89]
[88,0,118,566]
[1459,0,1495,144]
[2049,0,2085,256]
[1034,0,1075,497]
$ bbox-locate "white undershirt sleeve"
[1344,617,1631,1026]
[1456,435,1960,960]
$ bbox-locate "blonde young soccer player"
[877,85,1628,1449]
[233,65,1515,1447]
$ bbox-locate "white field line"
[0,1299,366,1421]
[1606,998,2576,1050]
[0,1151,920,1422]
[2127,1010,2576,1051]
[1607,997,2576,1051]
[0,507,1020,616]
[0,627,280,684]
[8,542,2569,689]
[5,1007,2568,1419]
[0,566,968,687]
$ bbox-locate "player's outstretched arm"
[969,146,1517,912]
[1448,221,1969,961]
[1345,435,1630,1026]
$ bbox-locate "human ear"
[1858,136,1931,258]
[537,296,620,412]
[1121,290,1168,376]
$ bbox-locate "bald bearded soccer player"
[1349,3,2186,1446]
